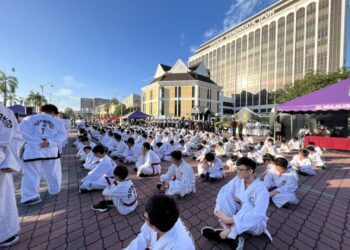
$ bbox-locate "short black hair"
[40,104,59,114]
[127,137,135,145]
[92,144,105,154]
[205,152,215,162]
[230,154,239,162]
[113,165,128,180]
[267,138,274,143]
[237,156,257,173]
[301,148,309,157]
[83,146,92,151]
[179,139,185,145]
[145,195,179,233]
[80,137,89,142]
[274,157,288,169]
[307,145,315,152]
[263,153,275,163]
[156,142,163,147]
[171,150,182,161]
[143,142,151,150]
[114,133,122,140]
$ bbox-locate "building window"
[192,100,195,108]
[217,91,220,101]
[207,89,209,99]
[174,100,177,117]
[161,100,165,115]
[192,86,195,97]
[178,87,181,98]
[161,87,165,98]
[175,87,178,98]
[150,103,153,114]
[178,100,181,117]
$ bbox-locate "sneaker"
[201,227,223,242]
[133,167,138,172]
[91,201,108,212]
[0,235,19,247]
[106,200,115,208]
[236,236,244,250]
[79,188,92,194]
[200,174,206,179]
[156,184,163,190]
[282,203,292,209]
[21,197,41,206]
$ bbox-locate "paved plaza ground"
[4,132,350,250]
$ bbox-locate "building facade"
[189,0,347,113]
[123,93,141,108]
[93,98,110,108]
[141,59,222,120]
[80,98,93,112]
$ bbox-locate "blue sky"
[0,0,349,111]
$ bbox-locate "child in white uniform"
[92,165,138,215]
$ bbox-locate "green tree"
[113,103,127,116]
[273,69,350,104]
[110,98,119,105]
[26,91,47,111]
[64,107,76,118]
[0,70,19,106]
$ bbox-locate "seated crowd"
[72,122,326,249]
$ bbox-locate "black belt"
[123,198,138,207]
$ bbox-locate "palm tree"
[0,70,19,106]
[26,91,47,111]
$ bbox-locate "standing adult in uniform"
[20,104,66,205]
[0,103,25,247]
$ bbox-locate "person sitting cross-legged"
[198,152,225,182]
[124,194,195,250]
[80,145,115,193]
[157,150,196,197]
[201,157,270,250]
[134,142,161,177]
[263,157,299,208]
[91,165,138,215]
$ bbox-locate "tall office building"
[189,0,347,112]
[80,98,93,112]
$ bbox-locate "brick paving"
[4,132,350,250]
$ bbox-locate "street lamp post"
[40,83,54,103]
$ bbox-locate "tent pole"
[291,114,293,139]
[273,112,277,142]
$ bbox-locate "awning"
[276,78,350,113]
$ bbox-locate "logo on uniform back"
[0,113,13,128]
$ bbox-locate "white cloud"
[203,28,218,40]
[190,45,198,53]
[63,75,86,88]
[52,88,80,111]
[180,33,185,46]
[202,0,278,43]
[55,88,73,96]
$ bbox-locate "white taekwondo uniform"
[0,103,25,242]
[81,155,115,190]
[135,150,161,176]
[160,160,196,197]
[263,167,299,208]
[102,179,138,215]
[124,218,195,250]
[214,176,269,239]
[20,113,66,203]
